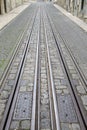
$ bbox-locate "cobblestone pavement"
[0,3,37,81]
[9,8,40,130]
[46,3,87,82]
[40,11,51,130]
[43,7,82,130]
[0,2,87,130]
[0,8,37,128]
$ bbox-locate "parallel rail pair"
[0,3,87,130]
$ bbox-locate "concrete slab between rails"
[54,4,87,32]
[0,1,35,30]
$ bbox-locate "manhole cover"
[57,94,78,123]
[13,92,32,120]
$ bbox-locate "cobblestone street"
[0,1,87,130]
[0,3,36,81]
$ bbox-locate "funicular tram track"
[0,4,38,88]
[0,4,60,130]
[44,4,87,130]
[0,2,87,130]
[0,5,39,130]
[34,5,87,129]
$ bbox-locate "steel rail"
[0,9,38,130]
[31,6,40,130]
[42,9,56,130]
[44,11,61,130]
[57,35,87,91]
[0,7,37,89]
[44,26,57,130]
[45,7,87,130]
[37,36,40,130]
[46,52,56,130]
[37,7,42,130]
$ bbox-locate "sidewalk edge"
[54,4,87,32]
[0,3,31,31]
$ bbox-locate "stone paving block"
[8,80,15,86]
[61,123,69,130]
[81,95,87,105]
[0,103,5,115]
[56,89,62,94]
[10,69,17,74]
[72,123,80,130]
[21,120,30,129]
[77,86,86,94]
[4,83,12,91]
[0,91,10,99]
[10,120,19,129]
[63,89,69,94]
[56,85,67,89]
[8,74,16,79]
[41,111,50,119]
[41,119,51,129]
[20,86,26,92]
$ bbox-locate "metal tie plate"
[57,94,78,123]
[13,92,32,120]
